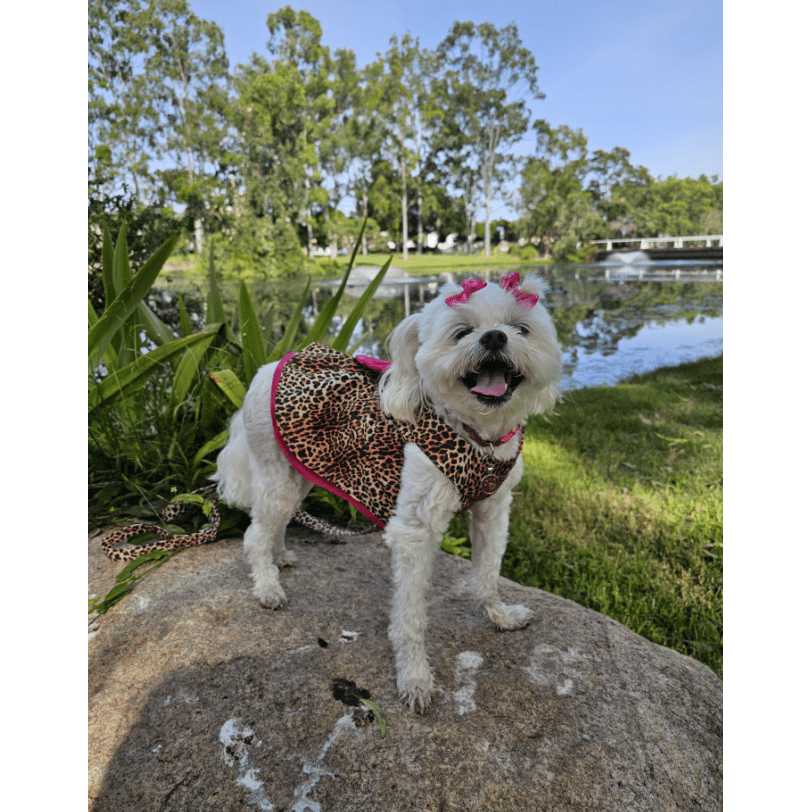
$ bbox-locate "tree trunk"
[400,143,408,263]
[416,188,423,255]
[361,191,369,255]
[194,218,204,255]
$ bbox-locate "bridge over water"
[590,235,722,262]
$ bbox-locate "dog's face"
[380,273,562,431]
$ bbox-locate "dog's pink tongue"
[471,370,508,397]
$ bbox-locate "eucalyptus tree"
[229,7,334,267]
[142,0,231,253]
[367,33,439,261]
[586,146,652,237]
[434,21,543,256]
[519,121,600,257]
[316,47,368,259]
[265,6,335,255]
[89,0,233,253]
[88,0,157,200]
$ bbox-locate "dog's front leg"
[468,459,534,630]
[383,445,460,712]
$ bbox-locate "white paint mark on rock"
[290,712,357,812]
[454,651,484,714]
[525,644,585,696]
[163,690,199,706]
[340,630,360,643]
[557,678,574,695]
[219,718,274,811]
[131,594,150,612]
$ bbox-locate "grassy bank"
[316,251,546,273]
[453,355,723,677]
[162,250,548,280]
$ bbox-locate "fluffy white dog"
[213,272,562,711]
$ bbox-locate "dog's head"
[379,273,562,433]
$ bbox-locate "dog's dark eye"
[512,324,530,336]
[454,326,474,341]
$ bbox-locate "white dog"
[213,272,562,711]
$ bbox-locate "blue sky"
[187,0,723,194]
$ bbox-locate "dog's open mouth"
[461,359,525,405]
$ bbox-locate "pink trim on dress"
[354,355,392,373]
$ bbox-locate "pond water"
[167,260,723,391]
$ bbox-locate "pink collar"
[463,423,523,448]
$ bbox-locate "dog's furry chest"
[270,342,522,527]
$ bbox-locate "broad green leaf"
[332,256,392,353]
[168,492,206,507]
[206,249,226,325]
[117,549,171,582]
[88,232,179,370]
[177,294,193,337]
[192,428,229,468]
[112,222,132,294]
[88,324,222,413]
[89,299,118,373]
[206,368,247,410]
[101,223,116,309]
[357,697,387,738]
[171,339,211,410]
[91,549,182,614]
[239,280,266,384]
[268,276,311,362]
[138,300,177,347]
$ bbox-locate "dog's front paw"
[487,602,534,631]
[254,584,287,610]
[398,672,437,714]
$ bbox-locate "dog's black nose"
[479,329,508,351]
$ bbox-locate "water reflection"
[163,262,722,390]
[322,264,723,388]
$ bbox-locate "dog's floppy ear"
[528,382,560,418]
[379,313,423,423]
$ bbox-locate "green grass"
[315,251,553,275]
[453,356,723,677]
[163,249,545,281]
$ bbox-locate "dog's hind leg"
[244,456,312,609]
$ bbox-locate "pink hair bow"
[444,278,487,308]
[498,272,538,309]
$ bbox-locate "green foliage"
[357,697,387,738]
[89,548,184,615]
[89,218,387,536]
[508,244,540,260]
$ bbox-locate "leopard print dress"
[271,342,522,528]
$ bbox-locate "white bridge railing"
[590,235,723,250]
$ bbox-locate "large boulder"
[88,528,722,811]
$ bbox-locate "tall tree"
[519,122,599,258]
[265,6,335,256]
[88,0,157,199]
[367,33,438,261]
[434,21,543,256]
[144,0,231,253]
[88,0,232,251]
[230,7,334,266]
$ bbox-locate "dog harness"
[270,342,523,528]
